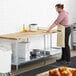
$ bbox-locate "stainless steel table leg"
[15,41,19,71]
[44,35,46,50]
[50,34,52,48]
[43,34,52,65]
[43,35,46,65]
[16,65,18,72]
[25,38,30,59]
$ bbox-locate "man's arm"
[47,12,65,32]
[47,22,56,32]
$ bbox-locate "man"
[47,4,71,63]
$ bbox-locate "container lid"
[29,24,37,26]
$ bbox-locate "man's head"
[55,4,64,13]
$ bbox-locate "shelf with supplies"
[12,48,61,65]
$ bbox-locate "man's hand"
[46,29,51,33]
[46,23,56,33]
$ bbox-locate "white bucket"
[0,46,12,73]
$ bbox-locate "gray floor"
[11,50,76,76]
[0,50,76,76]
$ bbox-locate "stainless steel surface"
[71,23,76,49]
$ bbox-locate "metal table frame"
[0,34,52,71]
[14,34,52,71]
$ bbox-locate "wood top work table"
[0,29,57,40]
[0,29,57,71]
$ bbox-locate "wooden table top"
[0,29,57,40]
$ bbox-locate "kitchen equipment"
[29,24,37,31]
[71,23,76,50]
[30,49,41,57]
[40,51,50,56]
[30,49,50,58]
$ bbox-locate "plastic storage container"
[0,46,12,74]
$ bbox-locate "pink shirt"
[54,10,70,28]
